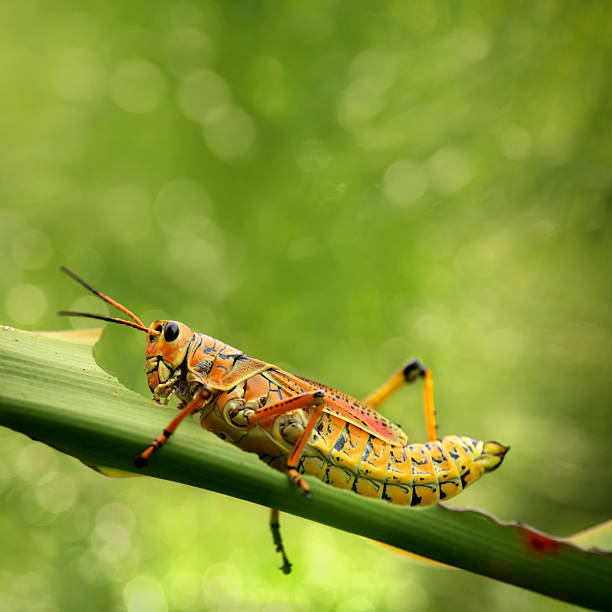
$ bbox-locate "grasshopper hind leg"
[363,359,438,442]
[269,508,292,574]
[362,359,427,410]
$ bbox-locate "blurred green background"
[1,1,611,610]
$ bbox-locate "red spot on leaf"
[518,526,562,556]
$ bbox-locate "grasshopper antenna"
[60,266,146,327]
[58,310,158,334]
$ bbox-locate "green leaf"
[0,327,610,610]
[568,519,612,550]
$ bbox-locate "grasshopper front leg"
[134,389,211,466]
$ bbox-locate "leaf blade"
[0,327,610,610]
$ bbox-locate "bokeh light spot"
[96,502,135,531]
[165,569,203,610]
[124,576,168,612]
[163,1,224,40]
[5,284,48,325]
[163,27,215,77]
[92,519,132,563]
[499,124,533,161]
[11,229,53,270]
[11,572,54,609]
[35,471,77,514]
[202,562,244,610]
[248,55,292,118]
[453,23,493,63]
[338,77,387,128]
[154,178,213,219]
[339,50,396,129]
[383,160,429,205]
[348,49,396,83]
[0,462,11,494]
[52,47,106,103]
[411,313,452,348]
[341,596,376,612]
[203,105,255,159]
[427,146,473,195]
[177,70,231,124]
[536,121,573,165]
[169,237,218,272]
[66,295,109,329]
[16,443,59,482]
[109,58,166,113]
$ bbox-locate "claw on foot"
[287,467,312,499]
[134,456,148,468]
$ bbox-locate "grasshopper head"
[145,320,194,398]
[57,268,197,402]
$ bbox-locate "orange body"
[145,322,506,507]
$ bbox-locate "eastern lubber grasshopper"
[59,267,509,573]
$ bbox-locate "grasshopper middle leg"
[242,391,325,573]
[246,390,325,499]
[270,508,292,574]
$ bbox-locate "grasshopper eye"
[164,321,180,342]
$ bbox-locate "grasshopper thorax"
[145,320,194,399]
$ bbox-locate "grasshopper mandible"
[60,267,508,573]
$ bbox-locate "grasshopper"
[60,267,508,573]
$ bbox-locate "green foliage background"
[1,2,611,611]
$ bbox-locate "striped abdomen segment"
[383,436,487,506]
[301,414,500,506]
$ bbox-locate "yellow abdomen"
[299,412,504,507]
